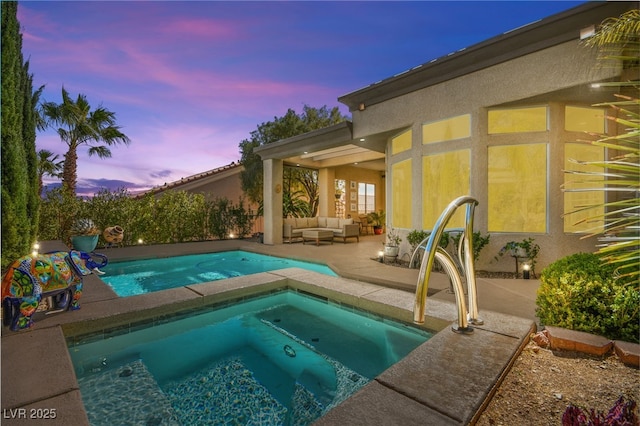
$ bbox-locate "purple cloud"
[20,1,583,193]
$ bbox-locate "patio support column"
[263,158,283,245]
[318,168,335,217]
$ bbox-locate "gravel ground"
[476,340,640,426]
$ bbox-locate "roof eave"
[254,121,353,160]
[339,2,634,111]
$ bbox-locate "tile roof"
[134,161,242,198]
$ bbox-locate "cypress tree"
[22,60,41,245]
[1,1,40,269]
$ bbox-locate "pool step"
[77,360,179,426]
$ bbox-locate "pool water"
[68,290,431,425]
[101,251,337,297]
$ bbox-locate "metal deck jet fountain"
[412,196,483,333]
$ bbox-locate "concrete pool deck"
[1,237,538,425]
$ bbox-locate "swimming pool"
[68,290,431,425]
[101,250,337,297]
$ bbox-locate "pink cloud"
[163,17,239,39]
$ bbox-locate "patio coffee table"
[302,229,334,246]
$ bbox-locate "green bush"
[407,230,449,268]
[450,231,491,263]
[37,188,256,248]
[536,253,639,343]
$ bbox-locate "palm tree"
[41,87,130,195]
[37,149,63,196]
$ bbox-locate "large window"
[487,143,547,233]
[565,106,605,133]
[422,150,470,229]
[488,106,548,134]
[358,183,375,214]
[422,114,471,144]
[392,129,412,155]
[563,142,605,233]
[392,159,412,228]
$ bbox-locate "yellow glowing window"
[563,142,605,233]
[488,144,547,233]
[391,159,412,228]
[565,106,605,133]
[422,114,471,144]
[392,129,412,155]
[422,150,470,229]
[488,106,548,134]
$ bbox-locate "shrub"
[450,231,491,263]
[536,253,639,343]
[407,230,449,268]
[38,188,255,247]
[562,396,637,426]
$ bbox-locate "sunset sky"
[19,1,584,196]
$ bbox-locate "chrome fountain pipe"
[413,196,479,333]
[409,235,429,269]
[462,202,483,325]
[434,248,472,333]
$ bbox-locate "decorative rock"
[532,330,550,348]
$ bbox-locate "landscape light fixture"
[523,263,531,280]
[378,250,384,263]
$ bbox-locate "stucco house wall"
[349,40,620,271]
[255,2,634,273]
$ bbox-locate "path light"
[32,242,40,257]
[523,263,531,280]
[378,250,384,263]
[138,238,144,245]
[229,233,235,239]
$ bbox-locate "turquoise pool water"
[101,250,337,297]
[68,290,431,425]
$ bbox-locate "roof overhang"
[254,121,407,171]
[339,2,635,111]
[255,121,355,161]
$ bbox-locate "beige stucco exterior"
[350,40,620,271]
[255,2,635,273]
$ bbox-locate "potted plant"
[384,228,402,258]
[496,237,540,276]
[367,210,385,235]
[70,218,101,252]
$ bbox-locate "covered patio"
[254,121,403,245]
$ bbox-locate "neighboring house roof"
[135,161,243,198]
[338,1,634,111]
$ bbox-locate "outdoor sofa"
[283,217,360,243]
